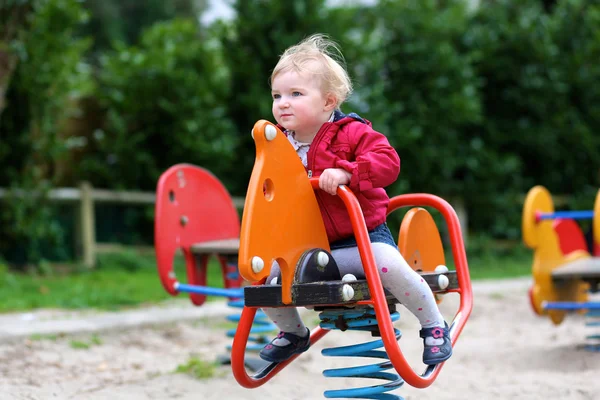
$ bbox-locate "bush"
[79,19,238,191]
[214,0,362,194]
[79,0,208,57]
[0,0,92,266]
[464,0,600,237]
[358,0,484,234]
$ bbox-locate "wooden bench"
[191,238,240,256]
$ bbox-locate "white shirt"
[285,112,334,167]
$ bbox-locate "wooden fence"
[0,182,243,268]
[0,182,468,268]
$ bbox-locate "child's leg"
[332,243,444,328]
[259,261,309,362]
[262,261,308,338]
[332,243,452,365]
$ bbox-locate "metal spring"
[174,266,275,357]
[585,308,600,352]
[223,263,275,372]
[223,266,276,352]
[318,307,405,399]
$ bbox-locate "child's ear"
[324,93,337,111]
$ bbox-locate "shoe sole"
[259,345,310,363]
[423,352,452,366]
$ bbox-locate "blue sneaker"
[420,322,452,365]
[259,329,310,363]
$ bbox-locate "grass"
[70,334,103,349]
[452,239,532,280]
[174,355,217,379]
[29,333,62,341]
[465,254,531,280]
[0,250,224,312]
[0,240,534,313]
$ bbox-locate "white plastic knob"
[251,256,264,273]
[265,125,277,141]
[251,128,254,139]
[342,284,355,301]
[435,265,449,273]
[317,251,329,267]
[342,274,357,282]
[438,274,449,290]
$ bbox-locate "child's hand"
[319,168,352,195]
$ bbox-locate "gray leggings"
[263,242,445,336]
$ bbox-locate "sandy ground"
[1,277,599,400]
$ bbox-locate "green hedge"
[2,0,600,264]
[76,19,238,191]
[463,0,600,236]
[0,0,91,266]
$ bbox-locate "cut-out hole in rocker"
[169,190,175,203]
[171,248,223,287]
[170,248,185,283]
[263,178,275,202]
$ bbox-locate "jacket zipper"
[307,123,342,240]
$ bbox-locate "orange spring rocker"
[522,185,600,350]
[231,120,473,398]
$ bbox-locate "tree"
[216,0,363,194]
[0,0,35,119]
[82,19,237,191]
[79,0,209,57]
[0,0,91,265]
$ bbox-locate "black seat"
[244,248,457,308]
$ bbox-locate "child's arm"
[335,124,400,192]
[319,168,352,195]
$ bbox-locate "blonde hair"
[270,34,353,108]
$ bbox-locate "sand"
[1,277,599,400]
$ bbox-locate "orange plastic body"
[398,208,446,272]
[398,207,447,303]
[154,164,241,305]
[237,120,329,305]
[232,120,473,390]
[522,186,589,323]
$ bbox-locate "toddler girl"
[259,34,451,366]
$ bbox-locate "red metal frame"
[232,181,473,389]
[154,164,241,306]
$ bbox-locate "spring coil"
[585,308,600,352]
[223,265,276,351]
[318,307,405,399]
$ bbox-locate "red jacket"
[280,111,400,243]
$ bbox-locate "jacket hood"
[332,109,372,128]
[275,110,372,133]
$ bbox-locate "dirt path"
[2,277,599,400]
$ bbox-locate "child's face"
[271,70,335,139]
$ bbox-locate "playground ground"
[1,277,599,400]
